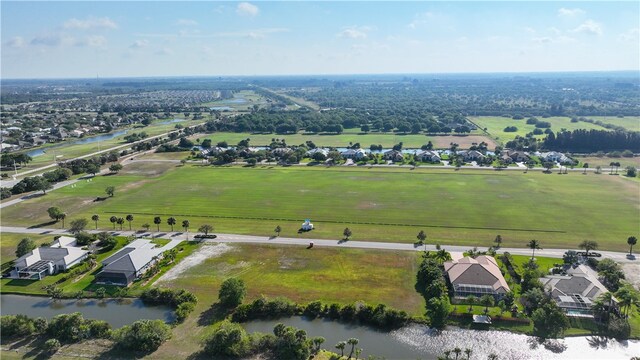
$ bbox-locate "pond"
[25,130,129,158]
[0,294,175,328]
[242,317,640,360]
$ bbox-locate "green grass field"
[470,116,610,143]
[587,116,640,132]
[1,163,638,252]
[1,233,53,265]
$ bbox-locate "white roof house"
[14,236,89,280]
[540,265,611,316]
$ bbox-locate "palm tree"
[167,217,176,232]
[126,214,134,230]
[154,216,162,231]
[487,354,499,360]
[110,216,117,229]
[479,294,495,314]
[117,217,125,230]
[434,248,452,264]
[142,223,150,232]
[343,227,352,240]
[464,348,472,360]
[628,236,638,256]
[615,285,637,317]
[597,292,615,324]
[60,213,67,228]
[198,224,214,235]
[453,347,462,360]
[91,214,99,229]
[182,220,190,240]
[347,338,359,359]
[527,239,541,260]
[583,163,588,174]
[614,162,621,174]
[274,225,282,237]
[609,162,615,175]
[443,350,452,360]
[335,341,346,357]
[466,295,477,313]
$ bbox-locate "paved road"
[1,226,636,264]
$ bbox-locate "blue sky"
[1,1,638,78]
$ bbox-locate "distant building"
[416,150,441,163]
[383,150,404,162]
[13,236,89,280]
[444,255,510,299]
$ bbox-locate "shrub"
[43,339,61,355]
[175,302,196,323]
[203,321,250,358]
[219,278,246,308]
[113,319,172,353]
[503,126,518,132]
[1,315,35,337]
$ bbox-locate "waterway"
[25,130,129,158]
[0,294,174,328]
[243,316,640,360]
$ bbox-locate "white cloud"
[75,35,107,47]
[338,26,370,39]
[532,35,575,44]
[237,2,259,17]
[407,12,435,29]
[130,39,149,48]
[618,28,640,42]
[5,36,26,48]
[30,34,63,46]
[558,8,585,17]
[176,19,198,26]
[214,28,289,39]
[155,47,174,56]
[571,19,603,36]
[63,16,118,30]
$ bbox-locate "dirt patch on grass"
[120,162,175,177]
[357,201,380,209]
[156,243,233,283]
[119,179,151,192]
[431,135,497,149]
[622,263,640,288]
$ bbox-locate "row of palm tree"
[335,338,360,359]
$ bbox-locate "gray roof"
[100,239,164,273]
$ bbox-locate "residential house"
[13,236,89,280]
[271,147,292,157]
[341,148,367,160]
[456,150,485,162]
[540,264,612,317]
[416,150,441,163]
[444,255,510,299]
[539,151,574,164]
[383,150,404,162]
[307,148,329,157]
[95,239,165,287]
[506,150,530,162]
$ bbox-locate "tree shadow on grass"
[197,302,229,327]
[96,346,149,360]
[28,220,58,229]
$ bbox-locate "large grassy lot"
[587,116,640,132]
[152,243,423,359]
[195,130,496,149]
[2,163,638,252]
[470,116,610,143]
[1,233,52,265]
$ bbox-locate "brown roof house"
[444,255,510,299]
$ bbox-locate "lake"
[0,294,175,328]
[242,317,640,360]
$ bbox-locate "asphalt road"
[1,225,636,264]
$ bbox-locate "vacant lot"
[572,156,640,169]
[470,116,610,143]
[152,243,423,359]
[2,163,638,251]
[195,131,495,149]
[1,233,52,264]
[587,116,640,132]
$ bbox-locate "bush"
[219,278,246,308]
[113,319,172,353]
[43,338,61,355]
[47,312,110,343]
[175,302,196,323]
[503,126,518,132]
[1,315,35,337]
[203,321,251,358]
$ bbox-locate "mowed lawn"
[195,131,494,149]
[587,116,640,132]
[2,163,638,251]
[1,233,52,264]
[470,116,610,143]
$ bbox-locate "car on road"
[576,251,602,257]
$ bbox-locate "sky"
[1,1,639,79]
